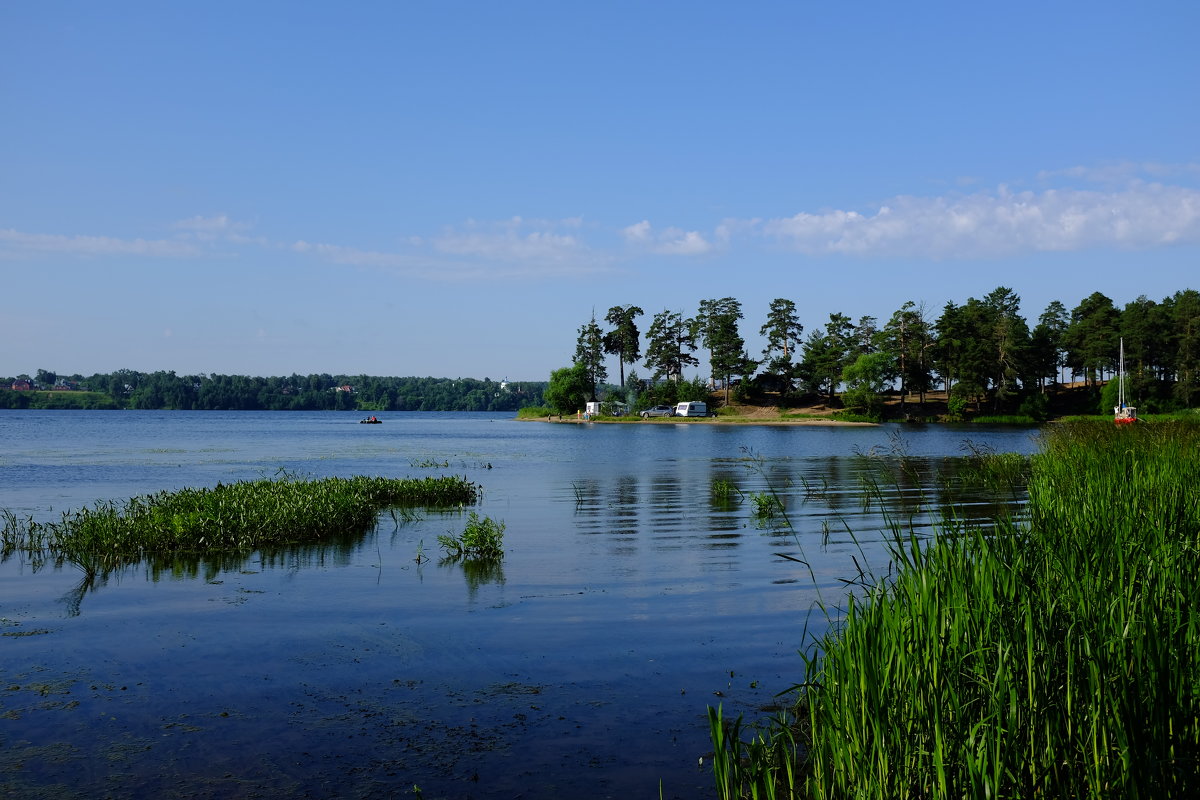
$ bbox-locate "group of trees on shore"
[0,370,547,412]
[9,286,1198,417]
[549,287,1200,416]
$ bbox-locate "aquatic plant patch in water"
[438,511,505,559]
[1,475,480,570]
[712,420,1200,799]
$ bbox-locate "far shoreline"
[520,414,877,427]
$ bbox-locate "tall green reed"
[713,421,1200,799]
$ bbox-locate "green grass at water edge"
[712,420,1200,799]
[1,475,480,571]
[1060,409,1200,424]
[0,389,120,410]
[830,410,881,423]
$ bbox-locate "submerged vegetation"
[1,475,480,572]
[712,420,1200,799]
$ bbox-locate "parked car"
[640,404,675,418]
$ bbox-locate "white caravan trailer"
[674,401,709,417]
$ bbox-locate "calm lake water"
[0,411,1039,799]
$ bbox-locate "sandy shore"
[523,405,877,426]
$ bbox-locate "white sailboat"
[1114,337,1137,425]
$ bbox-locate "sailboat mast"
[1118,337,1125,409]
[1114,337,1137,424]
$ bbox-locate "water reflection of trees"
[565,450,1027,569]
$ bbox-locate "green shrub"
[946,393,969,421]
[1018,391,1050,421]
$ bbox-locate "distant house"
[334,385,354,393]
[11,380,32,391]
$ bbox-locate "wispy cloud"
[0,228,202,258]
[432,217,589,264]
[171,214,269,246]
[170,214,249,233]
[292,216,609,280]
[621,220,713,255]
[759,183,1200,259]
[7,165,1198,273]
[1037,161,1200,185]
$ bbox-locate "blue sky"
[3,1,1198,381]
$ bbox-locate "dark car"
[640,404,675,418]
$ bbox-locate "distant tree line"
[549,288,1200,416]
[0,370,547,412]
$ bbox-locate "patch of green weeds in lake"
[710,478,743,507]
[0,475,481,573]
[410,458,450,468]
[437,512,505,560]
[749,492,784,520]
[736,447,797,536]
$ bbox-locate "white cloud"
[0,228,202,258]
[434,229,583,262]
[13,164,1198,277]
[760,183,1200,259]
[431,217,597,270]
[171,214,242,232]
[621,220,652,243]
[621,220,713,255]
[294,224,606,280]
[656,229,712,255]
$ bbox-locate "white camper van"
[674,401,709,417]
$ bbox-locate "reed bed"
[1,475,480,571]
[714,421,1200,799]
